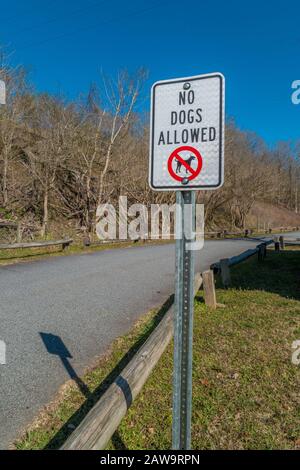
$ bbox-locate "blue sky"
[0,0,299,147]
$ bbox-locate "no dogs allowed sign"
[149,73,225,190]
[0,80,5,105]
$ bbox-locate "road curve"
[0,238,265,448]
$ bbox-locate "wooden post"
[258,245,263,262]
[83,236,91,247]
[202,270,217,309]
[279,236,285,250]
[220,258,231,288]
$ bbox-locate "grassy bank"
[15,249,300,450]
[0,239,173,266]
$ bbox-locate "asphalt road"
[0,237,272,448]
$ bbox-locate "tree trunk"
[97,142,113,209]
[85,172,92,233]
[41,187,49,238]
[2,153,8,207]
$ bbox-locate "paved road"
[0,237,270,448]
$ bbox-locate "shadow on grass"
[40,333,92,399]
[42,295,174,450]
[217,249,300,301]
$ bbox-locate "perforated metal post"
[172,191,195,450]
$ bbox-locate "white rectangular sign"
[149,73,225,191]
[0,80,5,105]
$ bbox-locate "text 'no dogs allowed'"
[149,73,225,191]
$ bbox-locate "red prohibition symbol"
[167,146,203,182]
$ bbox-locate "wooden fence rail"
[278,236,300,247]
[62,239,275,450]
[62,273,203,450]
[210,240,273,273]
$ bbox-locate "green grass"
[0,239,172,266]
[15,250,300,450]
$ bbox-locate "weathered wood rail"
[62,272,203,450]
[204,240,274,295]
[0,238,73,251]
[62,239,276,450]
[84,227,298,246]
[276,235,300,247]
[210,240,273,273]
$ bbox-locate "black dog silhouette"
[175,155,196,174]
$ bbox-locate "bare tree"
[1,58,300,241]
[0,64,29,208]
[23,96,76,237]
[95,69,147,210]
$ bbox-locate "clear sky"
[0,0,299,147]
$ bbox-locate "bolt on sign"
[149,73,225,191]
[0,80,5,105]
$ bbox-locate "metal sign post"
[149,72,225,450]
[172,190,195,449]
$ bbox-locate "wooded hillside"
[0,64,299,241]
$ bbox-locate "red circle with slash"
[167,146,203,182]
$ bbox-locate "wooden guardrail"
[73,226,300,247]
[61,272,203,450]
[273,235,300,249]
[84,227,299,246]
[62,238,276,450]
[210,240,273,273]
[278,236,300,246]
[0,238,73,251]
[202,240,273,294]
